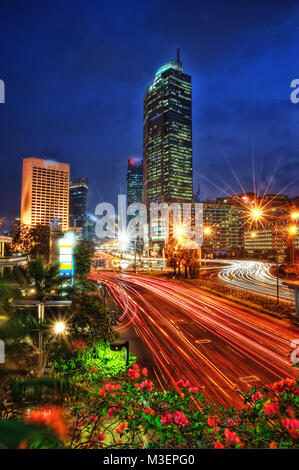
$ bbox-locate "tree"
[11,224,50,261]
[68,291,115,345]
[14,258,68,302]
[73,242,94,281]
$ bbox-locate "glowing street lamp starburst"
[53,321,66,335]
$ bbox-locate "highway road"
[92,271,299,408]
[207,260,294,303]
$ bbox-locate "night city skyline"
[0,1,299,456]
[0,0,299,228]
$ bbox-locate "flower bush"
[1,365,298,449]
[67,366,299,449]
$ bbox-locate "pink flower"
[281,418,299,440]
[174,411,190,428]
[140,380,153,391]
[176,379,185,387]
[188,386,200,393]
[176,379,191,388]
[251,392,262,401]
[286,407,295,419]
[107,407,117,418]
[116,422,128,434]
[214,441,225,449]
[207,416,220,431]
[224,429,244,448]
[160,412,173,425]
[115,384,122,390]
[142,368,148,376]
[99,388,106,398]
[105,383,115,392]
[263,403,280,416]
[132,363,140,370]
[128,368,140,380]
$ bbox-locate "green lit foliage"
[54,342,136,386]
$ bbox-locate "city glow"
[118,230,130,250]
[174,225,185,240]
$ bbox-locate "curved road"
[92,271,299,408]
[208,260,294,303]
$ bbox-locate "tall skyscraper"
[69,177,88,228]
[143,49,193,206]
[126,158,143,207]
[21,157,70,231]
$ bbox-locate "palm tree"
[14,257,69,302]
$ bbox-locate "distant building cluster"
[1,51,298,264]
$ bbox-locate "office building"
[127,158,143,207]
[143,49,193,206]
[21,157,70,231]
[69,177,88,228]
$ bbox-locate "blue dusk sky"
[0,0,298,224]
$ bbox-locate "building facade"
[203,198,247,256]
[69,177,88,229]
[21,157,70,231]
[143,50,193,206]
[126,159,143,207]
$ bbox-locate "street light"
[250,207,263,222]
[110,341,130,368]
[203,226,212,236]
[291,211,299,221]
[288,225,297,265]
[53,321,66,335]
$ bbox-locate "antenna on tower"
[176,47,180,62]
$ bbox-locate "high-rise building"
[143,49,193,206]
[127,158,143,207]
[203,197,247,256]
[21,157,70,231]
[69,177,88,228]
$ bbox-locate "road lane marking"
[239,375,260,383]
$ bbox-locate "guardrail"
[0,256,28,266]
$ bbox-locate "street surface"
[91,271,299,408]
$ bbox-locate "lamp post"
[250,231,257,258]
[110,341,130,368]
[202,226,213,272]
[12,300,71,375]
